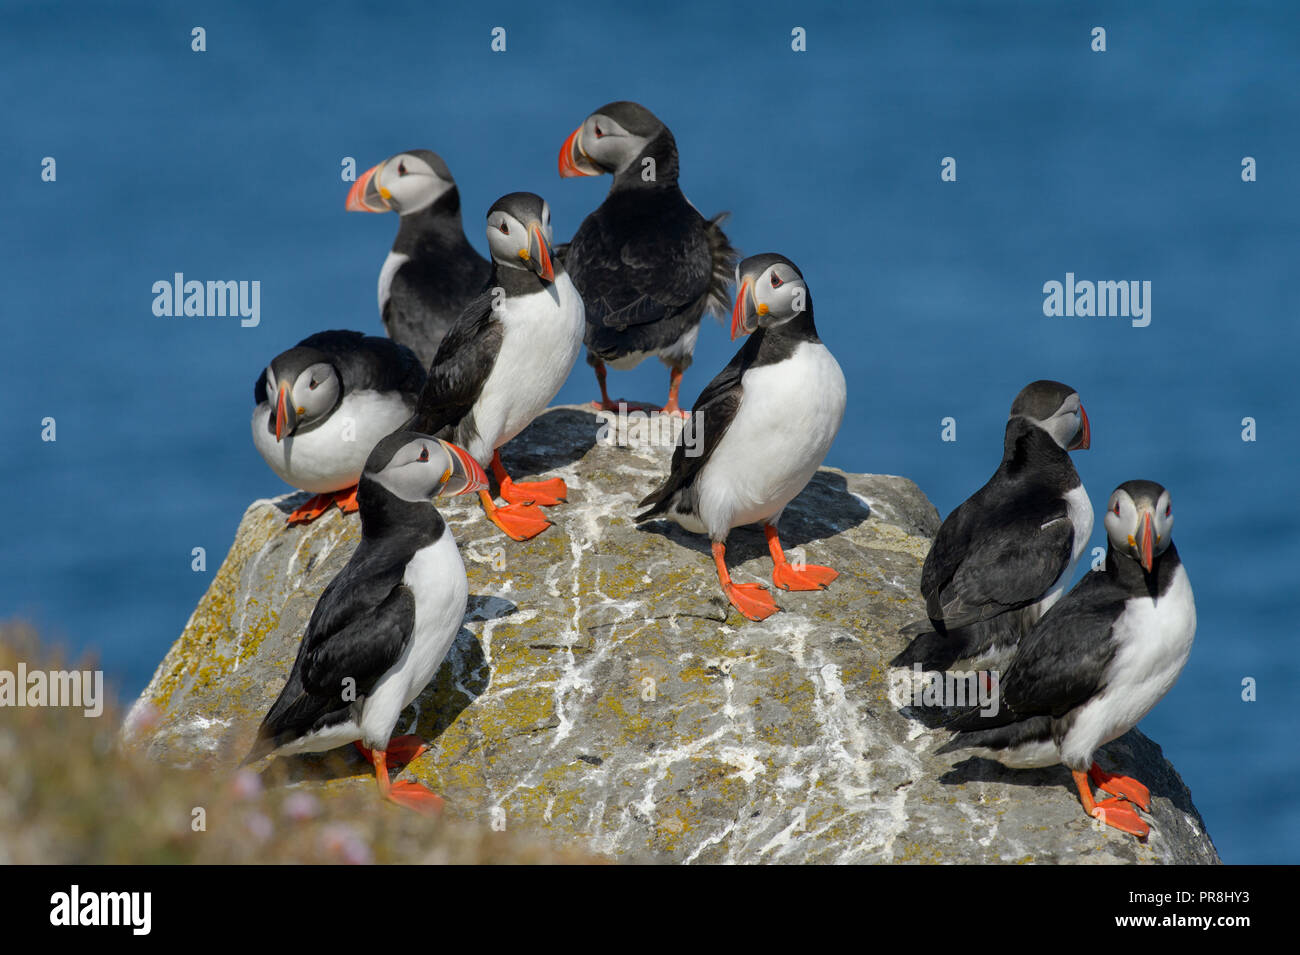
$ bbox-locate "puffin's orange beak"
[1139,511,1155,572]
[558,127,601,178]
[275,383,290,442]
[439,441,489,496]
[1069,405,1091,451]
[731,279,754,341]
[346,162,389,212]
[528,222,555,282]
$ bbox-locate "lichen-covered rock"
[126,405,1219,864]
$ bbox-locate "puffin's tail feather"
[703,212,739,323]
[937,715,1053,755]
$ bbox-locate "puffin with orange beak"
[892,380,1094,671]
[637,254,846,621]
[252,331,426,524]
[558,101,737,416]
[938,480,1195,839]
[243,429,489,815]
[409,192,584,542]
[346,149,491,366]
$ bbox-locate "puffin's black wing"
[243,556,415,762]
[408,291,504,434]
[569,195,710,330]
[636,335,755,520]
[922,496,1075,630]
[298,330,426,396]
[944,570,1123,732]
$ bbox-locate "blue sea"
[3,1,1296,863]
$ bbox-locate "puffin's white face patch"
[1039,392,1083,449]
[485,211,530,268]
[290,363,340,431]
[580,113,648,176]
[752,263,808,327]
[376,153,451,216]
[370,438,455,503]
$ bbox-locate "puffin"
[242,429,488,815]
[938,480,1196,838]
[252,330,426,524]
[558,101,737,416]
[892,380,1092,671]
[636,253,846,621]
[408,192,584,541]
[346,149,491,366]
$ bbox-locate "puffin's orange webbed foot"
[500,477,568,507]
[385,780,445,816]
[1090,763,1151,811]
[480,491,552,541]
[333,486,360,514]
[287,493,333,525]
[287,486,358,524]
[772,562,839,592]
[1090,797,1150,837]
[371,750,444,816]
[724,582,780,622]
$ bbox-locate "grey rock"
[126,405,1218,864]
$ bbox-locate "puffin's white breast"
[252,390,415,494]
[358,529,468,749]
[457,274,584,463]
[1058,563,1196,768]
[378,251,410,314]
[694,340,846,539]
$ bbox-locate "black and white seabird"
[252,330,426,524]
[346,149,492,366]
[558,101,737,416]
[892,380,1093,670]
[636,254,846,621]
[938,480,1196,838]
[242,430,488,814]
[409,192,584,542]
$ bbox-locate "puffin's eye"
[1166,505,1172,517]
[398,161,407,176]
[309,378,318,390]
[770,272,784,289]
[1113,502,1121,516]
[418,446,429,463]
[594,124,604,138]
[499,221,509,234]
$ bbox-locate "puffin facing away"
[252,330,426,524]
[409,192,585,541]
[637,254,846,621]
[558,101,737,416]
[346,149,492,365]
[243,430,488,815]
[892,380,1092,671]
[938,481,1196,838]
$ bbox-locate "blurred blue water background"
[2,1,1296,862]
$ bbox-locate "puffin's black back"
[253,330,426,405]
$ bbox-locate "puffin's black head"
[484,192,556,282]
[558,101,672,179]
[731,253,808,340]
[1104,480,1174,573]
[1009,380,1090,451]
[363,430,488,502]
[260,344,343,442]
[346,149,457,216]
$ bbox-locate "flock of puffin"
[238,101,1196,840]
